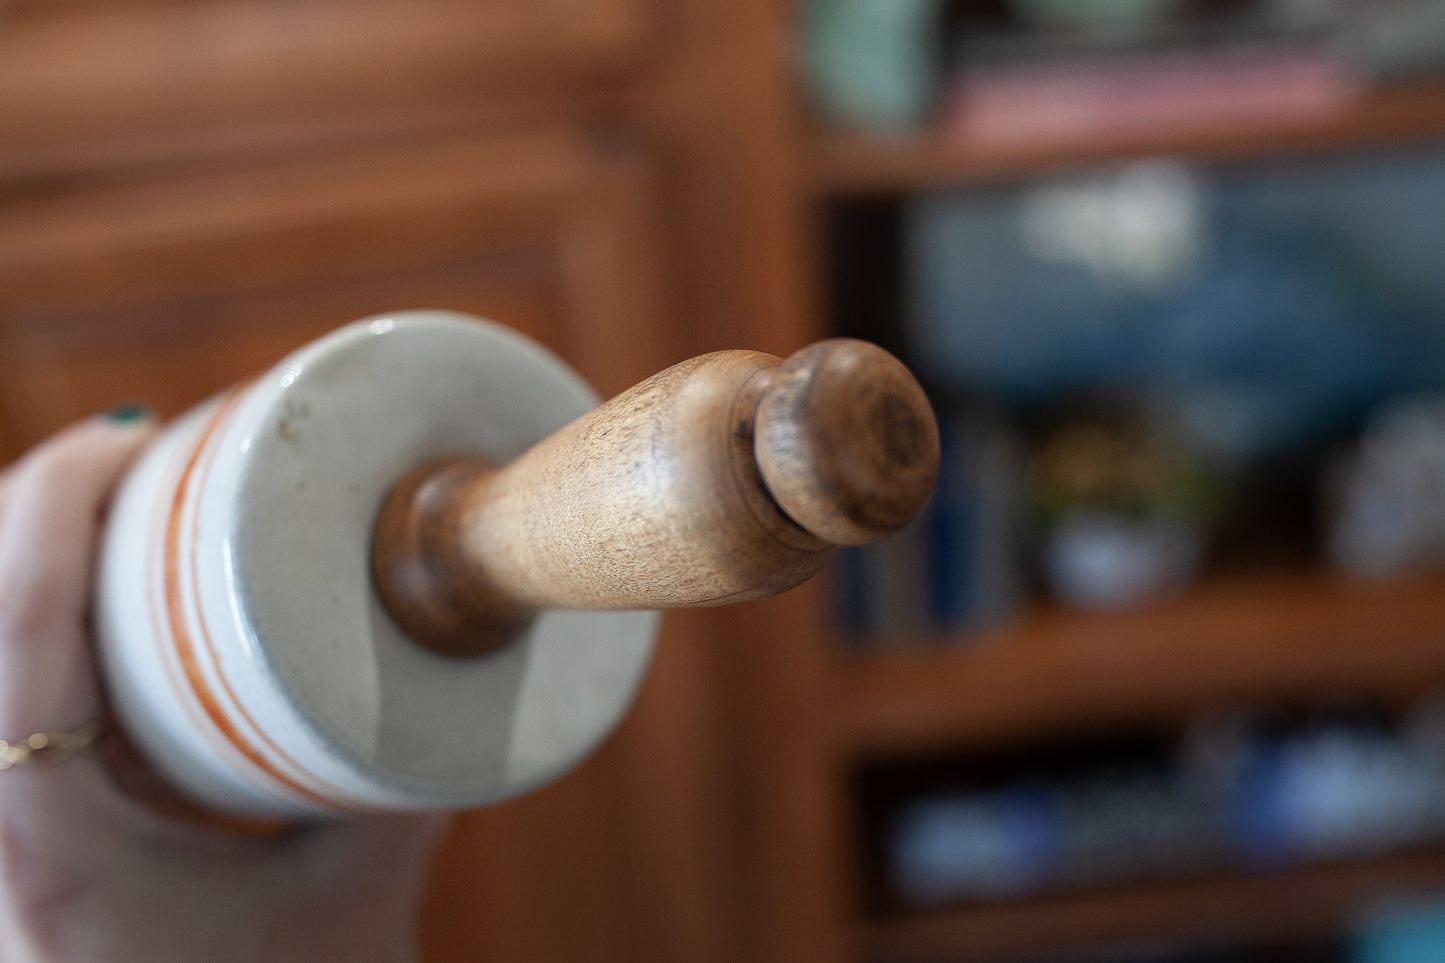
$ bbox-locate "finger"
[0,418,155,734]
[0,465,12,531]
[282,813,452,951]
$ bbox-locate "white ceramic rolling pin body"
[95,312,658,819]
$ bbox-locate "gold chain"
[0,721,105,770]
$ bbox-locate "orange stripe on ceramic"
[159,385,344,810]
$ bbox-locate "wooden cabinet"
[0,1,817,960]
[0,0,655,180]
[0,130,673,456]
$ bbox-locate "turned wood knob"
[372,338,939,656]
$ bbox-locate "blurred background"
[5,0,1445,960]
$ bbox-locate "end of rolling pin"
[372,337,940,658]
[755,339,940,546]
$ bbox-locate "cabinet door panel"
[0,126,734,963]
[0,130,677,458]
[0,0,655,180]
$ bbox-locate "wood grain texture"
[0,0,653,181]
[0,0,819,956]
[0,129,668,461]
[835,570,1445,756]
[756,339,939,546]
[372,339,938,656]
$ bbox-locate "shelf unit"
[811,79,1445,196]
[796,65,1445,962]
[834,570,1445,756]
[855,847,1445,963]
[827,572,1445,960]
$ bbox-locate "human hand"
[0,415,448,962]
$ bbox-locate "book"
[944,40,1360,151]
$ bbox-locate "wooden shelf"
[811,80,1445,196]
[832,571,1445,755]
[855,848,1445,963]
[806,37,1445,963]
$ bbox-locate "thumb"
[0,417,156,735]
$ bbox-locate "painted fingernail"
[101,402,154,424]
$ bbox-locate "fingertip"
[91,414,160,460]
[43,417,158,492]
[92,404,160,444]
[0,416,157,632]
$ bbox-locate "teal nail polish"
[102,402,153,423]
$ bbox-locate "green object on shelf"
[801,0,939,131]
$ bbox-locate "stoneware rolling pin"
[95,310,939,818]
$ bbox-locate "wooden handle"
[372,339,939,656]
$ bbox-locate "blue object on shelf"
[905,151,1445,459]
[1354,900,1445,963]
